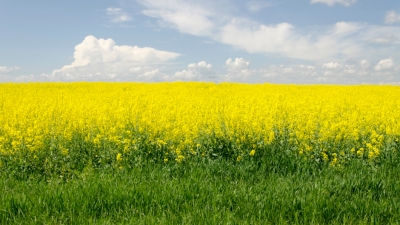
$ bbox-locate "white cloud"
[0,66,19,73]
[218,21,369,61]
[138,0,400,63]
[172,61,218,81]
[225,58,250,72]
[360,60,370,69]
[138,1,362,61]
[6,56,400,84]
[322,62,343,69]
[369,33,399,44]
[385,11,400,24]
[106,8,132,22]
[47,35,180,81]
[139,0,217,36]
[259,65,317,80]
[222,58,256,82]
[138,69,168,81]
[219,21,363,61]
[310,0,357,7]
[57,35,179,69]
[332,21,362,36]
[246,1,271,12]
[320,60,372,78]
[375,58,395,71]
[343,65,356,74]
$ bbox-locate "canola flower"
[0,82,399,175]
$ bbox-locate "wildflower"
[368,151,374,160]
[175,155,184,163]
[164,158,168,162]
[116,153,122,161]
[250,150,255,156]
[322,152,329,162]
[61,148,69,156]
[237,155,242,161]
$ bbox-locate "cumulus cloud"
[360,60,370,69]
[106,8,132,22]
[170,59,318,83]
[172,61,218,81]
[375,58,395,71]
[310,0,357,7]
[45,35,181,81]
[321,61,357,75]
[385,11,400,24]
[0,66,19,73]
[259,65,317,82]
[222,58,253,81]
[250,59,400,84]
[317,59,400,83]
[322,62,343,69]
[225,58,250,72]
[246,1,271,12]
[7,55,400,84]
[65,35,179,67]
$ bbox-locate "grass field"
[1,82,400,224]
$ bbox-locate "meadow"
[1,82,400,224]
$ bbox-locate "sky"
[0,0,400,84]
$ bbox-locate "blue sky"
[1,0,400,84]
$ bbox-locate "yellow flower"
[250,150,255,156]
[0,82,399,171]
[175,155,184,163]
[237,155,242,161]
[164,158,168,162]
[116,153,122,161]
[61,148,69,156]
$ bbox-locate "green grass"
[1,147,400,224]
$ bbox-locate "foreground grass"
[1,152,400,224]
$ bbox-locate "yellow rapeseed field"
[0,82,399,172]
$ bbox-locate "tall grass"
[1,143,400,224]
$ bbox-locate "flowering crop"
[0,82,399,175]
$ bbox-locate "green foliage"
[1,146,400,224]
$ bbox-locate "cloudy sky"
[1,0,400,84]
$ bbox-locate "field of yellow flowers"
[1,82,399,175]
[2,82,400,224]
